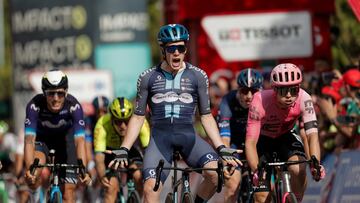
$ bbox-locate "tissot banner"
[201,11,313,62]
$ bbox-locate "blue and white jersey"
[24,93,86,141]
[217,90,249,149]
[135,62,211,125]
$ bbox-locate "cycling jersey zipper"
[170,74,175,124]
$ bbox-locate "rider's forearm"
[75,137,87,166]
[121,114,145,149]
[94,153,106,178]
[245,139,259,172]
[307,132,321,161]
[24,136,35,170]
[201,114,223,148]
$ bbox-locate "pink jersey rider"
[246,88,318,140]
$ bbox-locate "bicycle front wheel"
[282,192,297,203]
[127,191,141,203]
[182,192,194,203]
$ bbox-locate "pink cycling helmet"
[270,63,302,87]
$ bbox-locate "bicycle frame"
[258,155,321,203]
[153,152,224,203]
[108,167,141,203]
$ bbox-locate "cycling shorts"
[35,141,78,184]
[142,124,219,184]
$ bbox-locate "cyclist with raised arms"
[108,24,242,203]
[217,68,263,203]
[245,63,326,203]
[94,97,150,203]
[24,69,92,203]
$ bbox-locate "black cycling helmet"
[237,68,263,89]
[41,69,68,92]
[157,24,189,45]
[92,96,110,110]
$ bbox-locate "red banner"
[348,0,360,22]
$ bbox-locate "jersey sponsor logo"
[30,104,40,112]
[41,119,67,128]
[59,110,68,115]
[189,65,209,86]
[148,169,156,177]
[25,118,31,125]
[79,120,85,126]
[304,99,315,114]
[70,104,81,113]
[151,92,193,104]
[218,120,230,128]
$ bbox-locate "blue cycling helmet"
[237,68,264,89]
[92,96,110,110]
[157,24,189,45]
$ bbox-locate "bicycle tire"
[127,191,141,203]
[165,193,173,203]
[282,192,297,203]
[182,192,194,203]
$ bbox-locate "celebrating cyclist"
[109,24,241,203]
[217,68,263,203]
[94,97,150,203]
[24,69,91,203]
[245,63,326,203]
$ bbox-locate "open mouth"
[172,58,181,68]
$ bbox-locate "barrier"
[303,154,337,203]
[327,150,360,203]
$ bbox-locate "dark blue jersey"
[217,90,249,149]
[135,62,211,125]
[24,93,86,142]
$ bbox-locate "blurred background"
[0,0,358,133]
[0,0,359,201]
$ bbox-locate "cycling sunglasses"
[275,86,299,97]
[113,118,129,126]
[45,90,66,98]
[165,45,187,54]
[239,88,259,95]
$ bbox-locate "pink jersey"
[246,88,318,140]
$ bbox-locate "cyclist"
[85,96,110,174]
[217,68,263,203]
[109,24,241,203]
[94,97,150,203]
[245,63,326,203]
[24,69,92,203]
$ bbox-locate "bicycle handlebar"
[257,155,321,181]
[153,159,164,192]
[152,159,224,192]
[30,158,86,178]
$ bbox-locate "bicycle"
[256,154,321,203]
[29,149,86,203]
[230,159,254,203]
[153,151,224,203]
[106,166,142,203]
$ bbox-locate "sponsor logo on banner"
[201,11,313,62]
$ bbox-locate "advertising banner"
[95,43,151,100]
[327,150,360,203]
[201,11,313,62]
[95,0,149,43]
